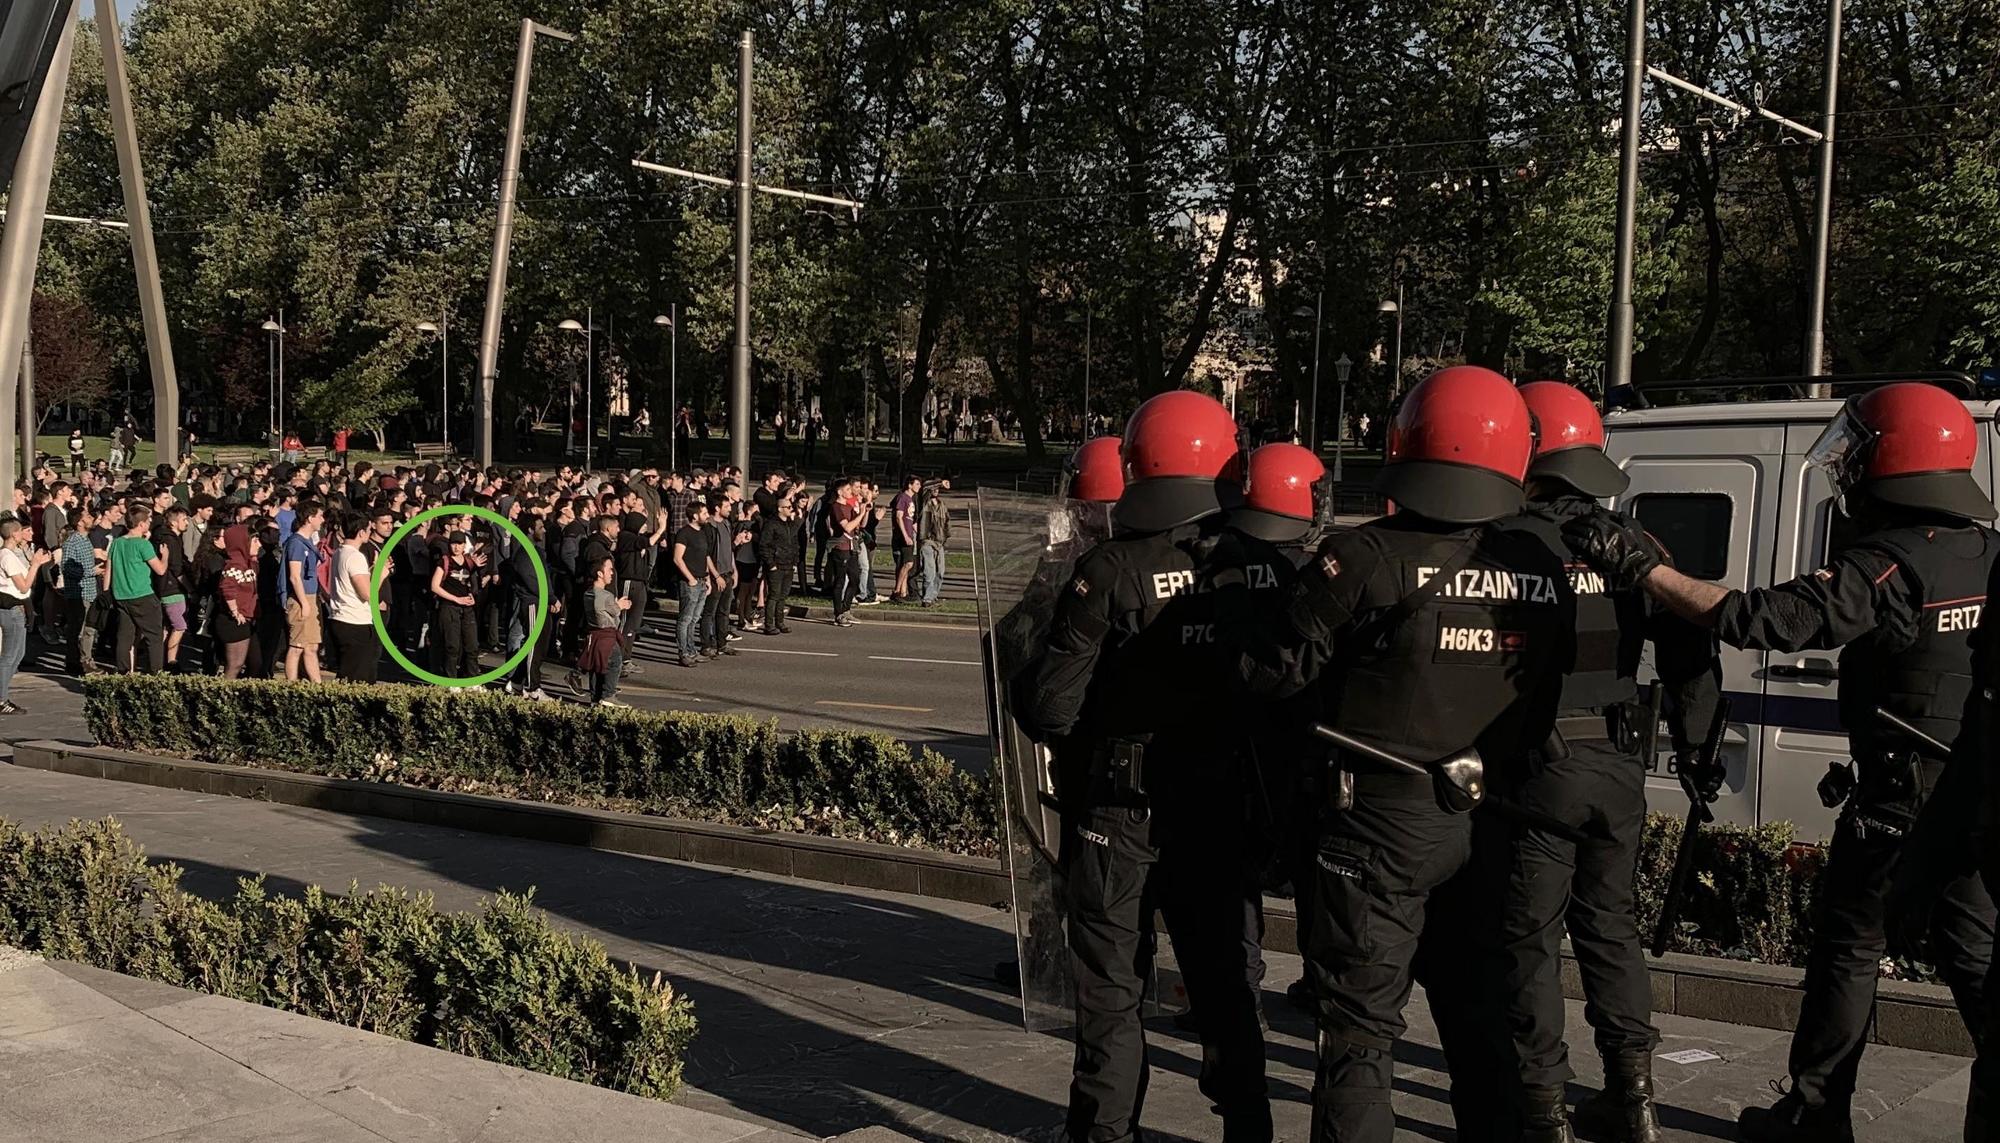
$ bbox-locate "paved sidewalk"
[0,761,1976,1142]
[0,945,810,1143]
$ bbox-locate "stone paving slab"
[0,761,1978,1141]
[0,948,808,1143]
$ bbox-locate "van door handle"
[1770,659,1839,683]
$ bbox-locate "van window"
[1628,493,1731,580]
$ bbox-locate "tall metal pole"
[585,304,594,472]
[1389,282,1405,402]
[474,20,562,470]
[20,332,37,471]
[1801,0,1843,395]
[96,0,179,466]
[670,304,678,473]
[1606,0,1648,408]
[1084,306,1092,439]
[267,328,275,442]
[1333,378,1348,483]
[0,3,77,500]
[441,311,449,449]
[730,31,754,481]
[1308,290,1323,452]
[277,307,285,436]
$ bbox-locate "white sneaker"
[596,699,631,710]
[858,596,883,606]
[524,688,553,703]
[725,632,743,642]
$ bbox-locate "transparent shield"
[974,489,1112,1032]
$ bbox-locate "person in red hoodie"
[214,524,262,678]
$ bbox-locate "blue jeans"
[506,601,542,690]
[0,606,23,703]
[677,581,707,662]
[596,644,624,702]
[920,541,944,604]
[858,548,875,601]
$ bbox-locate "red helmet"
[1808,382,1994,520]
[1231,443,1329,543]
[1115,391,1242,531]
[1065,437,1125,503]
[1519,381,1629,498]
[1377,366,1534,524]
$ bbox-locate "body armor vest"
[1506,503,1646,714]
[1838,524,1998,788]
[1322,519,1575,764]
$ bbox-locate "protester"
[429,530,483,678]
[154,506,192,669]
[212,524,260,678]
[733,500,762,631]
[57,500,103,674]
[280,502,325,681]
[671,499,713,667]
[567,555,630,707]
[756,493,802,636]
[827,478,863,626]
[704,496,740,657]
[890,474,920,602]
[0,520,51,713]
[110,505,167,673]
[918,478,951,607]
[328,512,379,682]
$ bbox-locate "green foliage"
[0,817,696,1098]
[1635,813,1820,968]
[83,673,999,856]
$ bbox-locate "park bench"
[411,442,455,465]
[210,447,264,467]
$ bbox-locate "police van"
[1602,374,1996,840]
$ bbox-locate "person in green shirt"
[109,505,168,672]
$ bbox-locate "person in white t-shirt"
[326,512,380,683]
[0,519,54,713]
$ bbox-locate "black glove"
[1676,751,1724,804]
[1561,507,1663,591]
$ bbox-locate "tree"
[28,293,114,426]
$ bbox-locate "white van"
[1602,382,1999,840]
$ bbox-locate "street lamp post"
[261,313,286,446]
[1378,285,1404,401]
[1294,293,1324,452]
[654,309,677,472]
[559,308,594,471]
[1333,354,1353,484]
[415,314,449,449]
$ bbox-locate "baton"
[1309,723,1592,845]
[1874,708,1954,761]
[1651,698,1729,957]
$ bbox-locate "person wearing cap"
[1232,366,1577,1143]
[1567,381,1999,1143]
[1496,382,1721,1143]
[1016,391,1273,1143]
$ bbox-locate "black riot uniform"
[1239,513,1576,1143]
[1018,519,1271,1143]
[1495,497,1720,1139]
[1708,519,1999,1129]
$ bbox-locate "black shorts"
[893,544,914,570]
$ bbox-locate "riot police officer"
[1567,381,1998,1142]
[1499,381,1721,1143]
[1225,443,1330,1012]
[1018,391,1272,1143]
[1236,366,1576,1143]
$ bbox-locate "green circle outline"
[369,504,550,689]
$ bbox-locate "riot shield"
[978,488,1191,1032]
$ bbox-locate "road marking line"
[740,647,839,657]
[868,655,981,667]
[816,700,935,713]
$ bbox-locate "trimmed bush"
[83,673,999,857]
[83,675,1859,973]
[0,817,696,1098]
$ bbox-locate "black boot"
[1574,1052,1663,1143]
[1522,1086,1575,1143]
[1735,1090,1854,1143]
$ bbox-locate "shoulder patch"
[1813,567,1834,582]
[1072,577,1090,598]
[1319,554,1342,580]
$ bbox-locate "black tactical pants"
[1969,855,2000,1141]
[1790,805,1994,1116]
[1308,783,1517,1143]
[1061,798,1270,1143]
[1501,738,1657,1090]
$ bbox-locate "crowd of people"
[0,450,957,711]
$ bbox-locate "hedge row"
[0,817,697,1097]
[81,674,1838,970]
[82,674,999,857]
